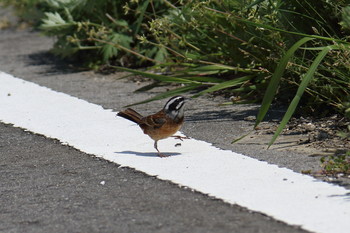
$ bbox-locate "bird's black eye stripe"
[164,96,185,111]
[175,101,184,110]
[171,100,183,110]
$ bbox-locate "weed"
[320,151,350,176]
[4,0,176,67]
[4,0,350,146]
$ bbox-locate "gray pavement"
[0,9,320,233]
[0,123,306,233]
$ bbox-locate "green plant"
[320,151,350,176]
[5,0,350,146]
[38,0,177,66]
[114,64,255,106]
[141,0,350,146]
[337,124,350,140]
[256,40,333,147]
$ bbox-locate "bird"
[117,95,187,157]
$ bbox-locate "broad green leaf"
[113,19,128,27]
[154,47,168,62]
[101,33,132,61]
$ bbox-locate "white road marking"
[1,71,349,233]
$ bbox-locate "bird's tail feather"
[117,108,143,124]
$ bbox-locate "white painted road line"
[0,71,349,233]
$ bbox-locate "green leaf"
[133,0,149,35]
[125,84,201,107]
[268,46,331,148]
[112,19,129,28]
[229,14,348,45]
[134,82,166,92]
[154,46,168,62]
[245,0,268,9]
[340,6,350,30]
[178,76,223,83]
[41,12,73,32]
[114,66,202,84]
[232,131,254,143]
[101,33,132,62]
[184,64,244,72]
[192,75,254,98]
[255,37,314,128]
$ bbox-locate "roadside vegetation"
[320,151,350,176]
[2,0,350,168]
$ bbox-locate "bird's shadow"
[116,151,181,157]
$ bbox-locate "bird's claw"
[158,153,170,158]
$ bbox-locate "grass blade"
[254,37,314,128]
[113,66,201,84]
[180,64,255,75]
[192,75,254,98]
[232,131,254,143]
[179,76,223,83]
[125,84,201,107]
[134,82,163,92]
[268,46,331,148]
[134,0,149,35]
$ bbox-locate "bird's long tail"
[117,108,143,124]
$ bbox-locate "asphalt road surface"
[0,8,338,233]
[1,122,309,233]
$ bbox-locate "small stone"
[244,116,256,121]
[303,123,316,131]
[317,131,329,140]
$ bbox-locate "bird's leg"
[172,135,190,141]
[154,140,168,158]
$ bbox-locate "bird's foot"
[157,153,170,158]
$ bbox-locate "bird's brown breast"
[140,114,184,141]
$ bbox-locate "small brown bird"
[117,96,186,157]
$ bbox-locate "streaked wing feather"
[144,115,166,128]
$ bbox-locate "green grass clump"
[320,151,350,176]
[3,0,350,145]
[3,0,177,67]
[134,0,350,144]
